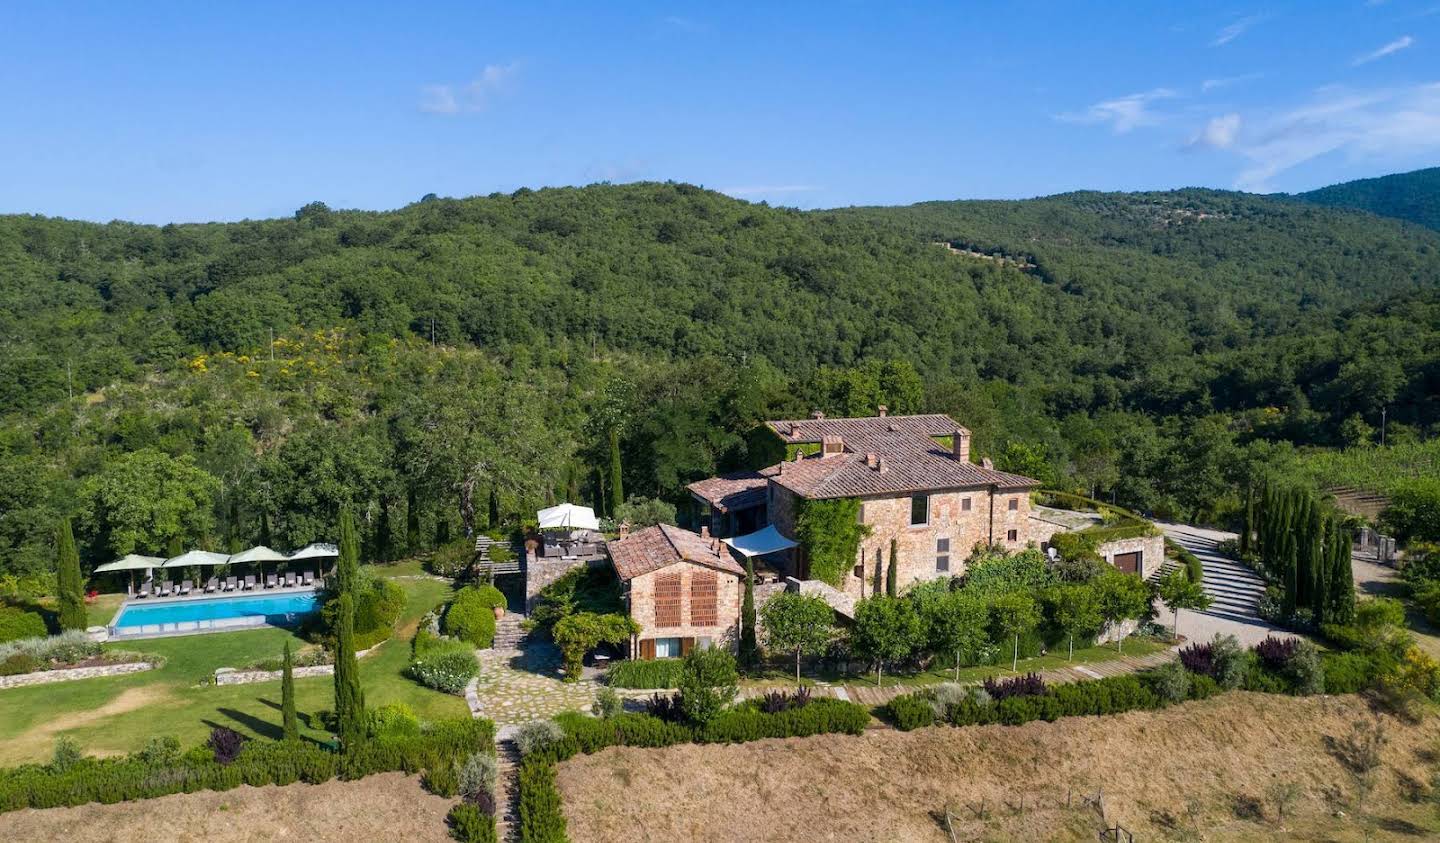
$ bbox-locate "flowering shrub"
[406,643,479,694]
[983,672,1046,700]
[1178,641,1215,676]
[1253,636,1301,671]
[207,727,244,764]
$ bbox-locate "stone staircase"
[492,612,527,651]
[1158,551,1268,620]
[494,736,521,842]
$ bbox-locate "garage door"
[1113,551,1142,575]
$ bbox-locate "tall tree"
[759,592,834,684]
[336,508,359,594]
[872,549,883,597]
[1328,516,1356,625]
[608,427,624,517]
[1050,582,1102,660]
[739,555,759,668]
[405,488,421,555]
[374,497,393,563]
[332,592,366,751]
[851,595,922,688]
[54,518,87,631]
[886,538,899,597]
[1156,568,1211,643]
[1095,571,1151,653]
[281,640,300,741]
[989,591,1040,671]
[926,589,988,681]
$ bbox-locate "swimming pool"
[112,591,320,635]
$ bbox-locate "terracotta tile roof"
[607,524,746,581]
[686,471,769,513]
[762,413,1037,499]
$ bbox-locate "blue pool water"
[114,592,319,629]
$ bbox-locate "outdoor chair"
[179,580,192,595]
[224,576,237,592]
[158,581,172,597]
[284,572,297,588]
[302,571,315,587]
[244,575,257,590]
[265,573,278,589]
[135,583,150,599]
[205,577,219,593]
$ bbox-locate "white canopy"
[723,524,799,559]
[161,550,232,569]
[228,545,288,565]
[93,553,165,574]
[288,542,339,560]
[537,503,600,531]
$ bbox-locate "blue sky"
[3,1,1438,223]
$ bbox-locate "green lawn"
[738,638,1169,690]
[0,572,465,765]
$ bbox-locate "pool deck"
[107,585,322,640]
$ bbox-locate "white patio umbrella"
[536,503,600,531]
[287,542,339,560]
[93,553,165,574]
[227,545,289,565]
[161,550,231,568]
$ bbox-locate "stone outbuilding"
[607,523,746,660]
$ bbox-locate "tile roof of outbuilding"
[686,471,769,513]
[766,413,967,447]
[606,523,746,581]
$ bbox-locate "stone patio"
[466,641,601,728]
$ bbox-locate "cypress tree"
[374,497,393,563]
[739,556,759,668]
[227,500,244,554]
[1293,493,1313,609]
[872,549,883,596]
[281,640,300,741]
[55,518,87,631]
[487,487,501,530]
[1279,489,1298,618]
[166,534,184,559]
[405,488,421,555]
[1329,517,1355,625]
[333,592,366,751]
[608,427,624,516]
[1305,500,1327,619]
[336,508,359,594]
[259,511,273,548]
[1240,484,1253,557]
[886,538,898,597]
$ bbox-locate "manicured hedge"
[605,658,684,689]
[0,606,47,644]
[0,718,495,813]
[446,586,502,648]
[885,673,1200,731]
[448,802,499,843]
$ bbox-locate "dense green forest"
[1288,166,1440,231]
[1,181,1437,584]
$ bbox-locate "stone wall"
[525,554,607,614]
[846,487,1032,598]
[627,559,742,656]
[0,660,153,689]
[215,664,336,686]
[1097,533,1166,579]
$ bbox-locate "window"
[936,538,950,552]
[961,497,972,512]
[1006,529,1018,542]
[690,572,718,626]
[1008,497,1019,511]
[655,574,682,627]
[910,494,929,525]
[936,537,950,572]
[653,637,682,658]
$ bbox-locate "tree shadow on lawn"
[209,707,285,741]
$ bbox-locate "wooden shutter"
[680,637,695,656]
[690,571,718,626]
[655,573,682,627]
[639,638,656,661]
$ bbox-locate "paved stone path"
[494,738,521,843]
[466,642,601,727]
[1156,521,1291,647]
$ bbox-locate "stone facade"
[625,559,742,657]
[1095,533,1166,579]
[0,660,153,689]
[525,554,607,614]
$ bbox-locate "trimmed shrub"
[369,703,421,738]
[514,720,565,758]
[1322,651,1380,694]
[51,737,82,772]
[1210,635,1250,690]
[698,698,868,743]
[424,763,460,797]
[885,692,938,731]
[448,802,498,843]
[457,752,497,801]
[606,658,684,689]
[407,641,480,694]
[132,736,181,766]
[677,648,738,726]
[518,756,566,843]
[445,587,501,648]
[591,687,622,719]
[0,607,47,644]
[0,653,40,676]
[1283,641,1325,696]
[1150,661,1192,703]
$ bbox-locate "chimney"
[981,457,993,470]
[811,410,825,420]
[618,521,631,539]
[700,525,710,539]
[877,456,889,474]
[865,452,878,469]
[953,429,971,463]
[821,434,844,458]
[877,405,888,417]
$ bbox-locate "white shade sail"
[537,503,600,531]
[227,545,289,565]
[288,542,339,560]
[161,550,232,568]
[93,553,165,574]
[723,524,799,559]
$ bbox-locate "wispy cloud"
[1201,73,1262,93]
[663,15,707,32]
[1190,113,1243,149]
[1212,14,1266,46]
[1352,35,1414,65]
[419,63,519,115]
[721,185,820,197]
[1228,82,1440,190]
[1056,89,1178,134]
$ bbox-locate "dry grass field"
[0,771,455,842]
[557,693,1440,842]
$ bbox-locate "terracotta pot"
[492,605,505,620]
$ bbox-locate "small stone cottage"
[606,523,745,660]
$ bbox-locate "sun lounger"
[135,583,150,599]
[265,573,278,589]
[205,577,218,593]
[224,576,237,592]
[284,571,297,588]
[302,571,314,587]
[244,575,257,591]
[179,580,192,595]
[158,581,172,597]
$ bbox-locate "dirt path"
[7,685,173,760]
[0,771,455,842]
[556,693,1440,842]
[1352,555,1440,658]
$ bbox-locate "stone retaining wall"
[0,660,154,689]
[211,642,380,686]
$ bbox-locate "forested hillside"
[1289,166,1440,231]
[1,182,1437,583]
